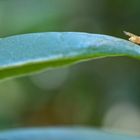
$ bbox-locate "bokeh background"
[0,0,140,136]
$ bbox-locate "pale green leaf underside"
[0,32,140,80]
[0,127,139,140]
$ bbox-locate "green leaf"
[0,127,139,140]
[0,32,140,80]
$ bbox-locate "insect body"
[124,31,140,44]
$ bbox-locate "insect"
[124,31,140,44]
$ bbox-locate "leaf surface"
[0,127,139,140]
[0,32,140,80]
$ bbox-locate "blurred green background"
[0,0,140,136]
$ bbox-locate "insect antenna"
[123,31,137,37]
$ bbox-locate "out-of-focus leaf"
[0,32,140,80]
[0,127,139,140]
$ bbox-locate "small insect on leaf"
[124,31,140,44]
